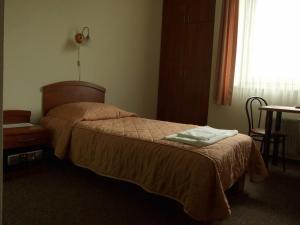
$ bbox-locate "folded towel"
[164,126,238,147]
[177,129,217,141]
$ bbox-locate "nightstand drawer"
[4,132,49,149]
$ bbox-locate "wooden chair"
[245,97,286,171]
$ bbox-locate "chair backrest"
[245,97,268,135]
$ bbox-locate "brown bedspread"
[42,115,268,221]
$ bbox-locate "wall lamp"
[74,26,90,45]
[73,26,91,81]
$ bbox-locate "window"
[234,0,300,105]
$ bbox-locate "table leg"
[263,111,273,168]
[272,112,282,165]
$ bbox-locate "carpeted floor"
[3,160,300,225]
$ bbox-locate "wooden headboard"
[42,81,106,116]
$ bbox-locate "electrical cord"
[77,47,81,81]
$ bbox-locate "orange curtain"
[215,0,239,105]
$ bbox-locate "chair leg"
[282,137,286,172]
[260,139,264,154]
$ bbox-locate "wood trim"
[42,81,106,116]
[0,0,4,218]
[3,110,31,124]
[3,125,50,150]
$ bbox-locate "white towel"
[164,126,238,147]
[177,128,217,141]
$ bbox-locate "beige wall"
[3,0,252,134]
[4,0,163,122]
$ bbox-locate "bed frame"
[42,81,246,194]
[42,81,106,116]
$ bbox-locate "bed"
[41,81,268,222]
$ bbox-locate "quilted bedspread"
[42,114,268,221]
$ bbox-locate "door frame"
[0,0,4,223]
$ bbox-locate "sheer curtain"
[234,0,300,106]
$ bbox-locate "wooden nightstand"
[3,110,51,170]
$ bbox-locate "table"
[259,106,300,167]
[3,110,51,170]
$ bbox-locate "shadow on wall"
[62,28,83,52]
[208,95,250,134]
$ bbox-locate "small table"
[259,106,300,167]
[3,110,51,170]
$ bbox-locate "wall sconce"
[74,26,91,81]
[74,26,90,45]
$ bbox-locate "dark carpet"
[3,161,300,225]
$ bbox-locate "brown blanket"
[41,103,268,221]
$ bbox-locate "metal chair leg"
[260,141,264,154]
[260,138,265,154]
[282,137,286,172]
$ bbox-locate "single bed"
[41,81,268,222]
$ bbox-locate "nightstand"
[3,110,51,170]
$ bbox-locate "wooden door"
[157,0,187,122]
[157,0,215,125]
[187,0,215,22]
[182,21,215,125]
[181,0,215,125]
